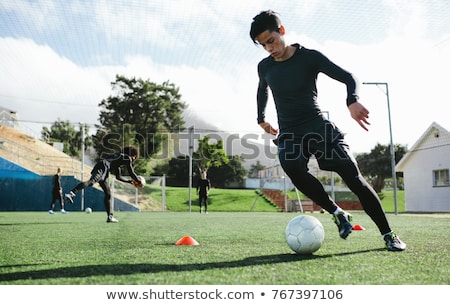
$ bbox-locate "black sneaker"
[64,192,75,204]
[332,211,353,239]
[384,232,406,251]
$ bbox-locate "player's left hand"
[348,102,370,131]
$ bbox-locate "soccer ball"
[138,176,146,187]
[285,215,325,254]
[133,176,146,188]
[85,207,92,213]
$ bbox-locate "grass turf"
[0,211,448,285]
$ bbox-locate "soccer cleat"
[107,215,119,223]
[60,209,68,214]
[64,191,75,204]
[48,210,55,214]
[332,211,353,239]
[384,232,406,251]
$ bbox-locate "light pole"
[80,122,85,211]
[321,111,335,201]
[362,82,398,215]
[188,126,194,212]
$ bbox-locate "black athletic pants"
[278,123,391,235]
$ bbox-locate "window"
[433,169,450,187]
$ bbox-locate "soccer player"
[65,146,142,223]
[196,171,211,214]
[48,167,67,214]
[249,10,406,251]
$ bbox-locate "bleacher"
[0,125,136,212]
[261,189,316,212]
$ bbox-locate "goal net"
[111,175,166,212]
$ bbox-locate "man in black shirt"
[49,167,67,214]
[196,171,211,214]
[65,146,142,223]
[250,10,405,251]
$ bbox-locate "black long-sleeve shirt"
[256,44,359,131]
[52,174,61,194]
[102,153,139,183]
[196,178,211,196]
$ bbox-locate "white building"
[396,122,450,212]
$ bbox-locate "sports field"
[0,211,448,285]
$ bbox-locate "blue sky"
[1,0,449,153]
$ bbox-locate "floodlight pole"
[322,111,335,201]
[188,126,194,212]
[283,176,287,212]
[80,122,85,211]
[362,82,398,215]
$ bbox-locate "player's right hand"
[131,180,143,188]
[259,122,278,135]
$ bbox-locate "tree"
[248,161,266,178]
[93,75,186,164]
[208,155,248,188]
[158,154,247,188]
[192,135,229,175]
[153,136,230,187]
[356,143,408,193]
[41,119,91,158]
[159,155,190,187]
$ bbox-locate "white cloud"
[0,37,112,130]
[0,0,449,153]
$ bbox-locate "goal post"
[111,175,166,212]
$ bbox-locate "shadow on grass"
[0,248,383,282]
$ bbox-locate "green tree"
[93,75,186,168]
[208,155,248,188]
[41,119,91,158]
[248,160,266,178]
[158,155,190,187]
[356,143,408,193]
[192,135,229,174]
[154,136,230,187]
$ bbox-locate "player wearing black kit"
[49,167,67,214]
[250,10,405,251]
[65,146,142,223]
[196,171,211,214]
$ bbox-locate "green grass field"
[0,210,449,285]
[157,186,404,213]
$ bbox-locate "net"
[111,175,166,212]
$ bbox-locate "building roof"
[396,121,450,172]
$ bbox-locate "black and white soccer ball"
[285,215,325,254]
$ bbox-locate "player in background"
[196,171,211,214]
[250,10,406,251]
[65,146,142,223]
[49,167,67,214]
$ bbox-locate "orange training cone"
[352,224,366,231]
[175,235,199,246]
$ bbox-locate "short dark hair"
[123,146,139,159]
[249,10,281,44]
